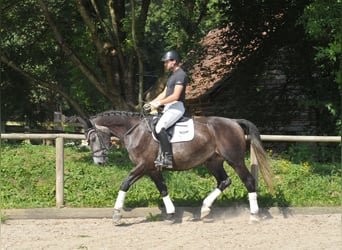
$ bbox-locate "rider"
[147,50,188,169]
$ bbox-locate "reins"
[123,121,141,137]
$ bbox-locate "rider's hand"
[143,103,151,112]
[150,101,161,109]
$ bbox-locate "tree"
[1,0,153,118]
[298,0,341,132]
[299,0,341,82]
[1,0,214,120]
[1,0,107,119]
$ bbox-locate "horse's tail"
[235,119,274,194]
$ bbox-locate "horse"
[78,110,274,224]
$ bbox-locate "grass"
[0,142,341,209]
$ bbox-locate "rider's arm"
[158,85,184,105]
[152,87,167,102]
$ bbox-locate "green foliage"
[1,0,108,120]
[282,144,341,163]
[145,0,218,65]
[0,143,340,209]
[270,158,341,207]
[0,143,56,207]
[299,0,342,82]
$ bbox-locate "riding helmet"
[161,50,179,62]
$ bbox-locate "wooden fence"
[1,133,340,207]
[1,133,84,207]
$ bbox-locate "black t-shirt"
[165,68,188,102]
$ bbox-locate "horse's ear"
[77,116,93,129]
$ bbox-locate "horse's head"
[86,125,112,164]
[77,111,142,164]
[78,117,112,165]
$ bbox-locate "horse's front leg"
[113,167,145,224]
[149,171,176,223]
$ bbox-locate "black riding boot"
[155,128,173,169]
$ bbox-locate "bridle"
[85,127,113,158]
[84,113,144,162]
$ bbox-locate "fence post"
[250,144,258,191]
[55,137,64,207]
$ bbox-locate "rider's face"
[164,59,176,71]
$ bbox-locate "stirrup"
[154,155,173,169]
[154,160,173,169]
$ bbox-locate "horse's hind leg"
[229,159,260,221]
[201,157,231,219]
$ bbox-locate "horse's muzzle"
[93,156,108,165]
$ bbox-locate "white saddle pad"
[170,118,194,142]
[153,119,194,143]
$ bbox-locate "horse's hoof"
[203,217,214,223]
[112,209,123,225]
[249,213,261,224]
[164,213,176,224]
[200,205,211,219]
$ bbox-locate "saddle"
[150,115,194,143]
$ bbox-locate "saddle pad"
[152,118,194,143]
[170,118,194,143]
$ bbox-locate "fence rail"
[1,133,340,207]
[2,133,340,142]
[260,135,341,142]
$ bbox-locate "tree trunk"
[0,55,88,118]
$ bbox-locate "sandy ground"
[1,207,341,250]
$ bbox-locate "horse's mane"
[90,110,143,119]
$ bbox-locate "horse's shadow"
[114,217,151,227]
[114,206,238,227]
[114,207,201,227]
[114,205,296,227]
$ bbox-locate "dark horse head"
[78,111,142,165]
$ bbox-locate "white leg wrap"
[163,195,175,214]
[248,192,259,214]
[114,190,126,210]
[203,188,222,208]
